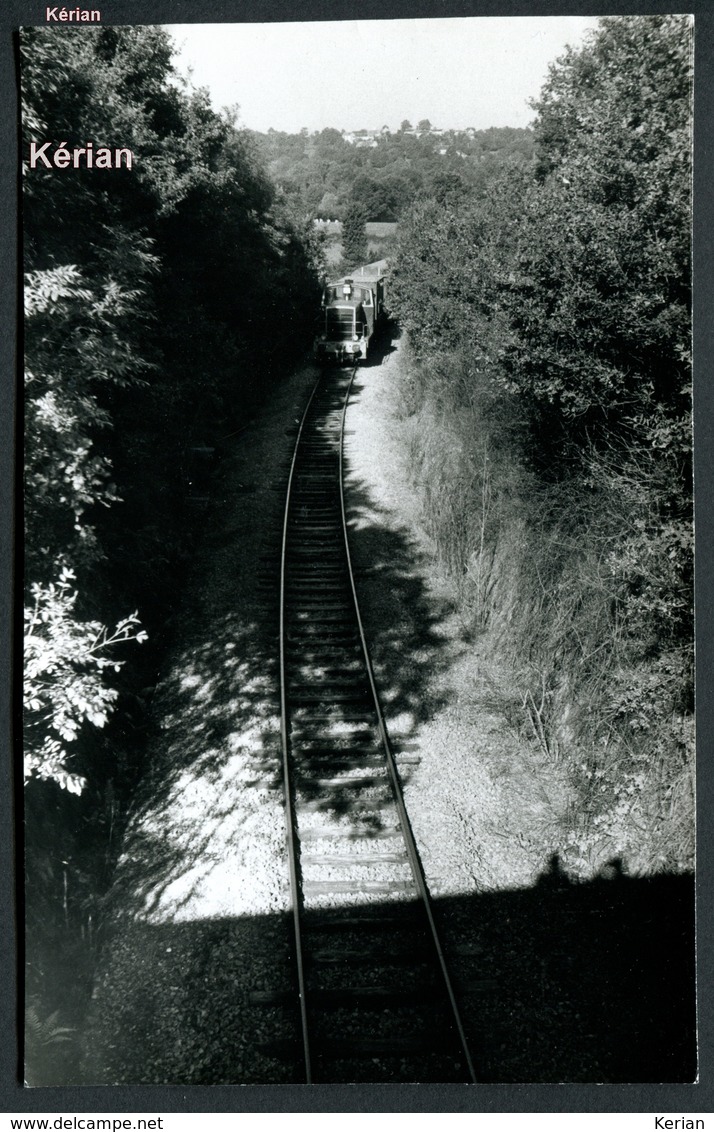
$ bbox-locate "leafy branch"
[24,567,147,794]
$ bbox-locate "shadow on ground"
[28,346,696,1088]
[65,864,696,1086]
[95,410,457,918]
[363,320,400,368]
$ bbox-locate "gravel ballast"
[82,337,696,1085]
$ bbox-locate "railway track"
[278,365,477,1083]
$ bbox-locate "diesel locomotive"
[314,260,387,364]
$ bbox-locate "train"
[314,260,387,364]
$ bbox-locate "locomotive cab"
[315,277,376,364]
[314,263,387,364]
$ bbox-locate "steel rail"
[280,363,475,1083]
[338,369,479,1084]
[278,371,326,1085]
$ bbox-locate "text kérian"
[46,7,101,20]
[29,142,134,170]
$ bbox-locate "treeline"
[389,16,693,876]
[250,124,534,222]
[22,24,321,1065]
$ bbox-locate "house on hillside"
[342,130,379,147]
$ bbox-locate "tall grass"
[394,343,694,877]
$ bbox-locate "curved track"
[279,366,477,1083]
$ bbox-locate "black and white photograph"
[17,5,698,1096]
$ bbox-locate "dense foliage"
[23,24,319,795]
[22,24,321,1076]
[251,124,534,222]
[389,15,693,876]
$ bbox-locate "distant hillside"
[249,125,534,221]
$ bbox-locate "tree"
[21,25,322,790]
[513,13,694,661]
[341,200,369,267]
[429,170,469,206]
[510,15,692,446]
[389,14,694,845]
[317,190,341,218]
[417,118,432,132]
[22,25,325,1072]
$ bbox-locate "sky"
[164,17,600,135]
